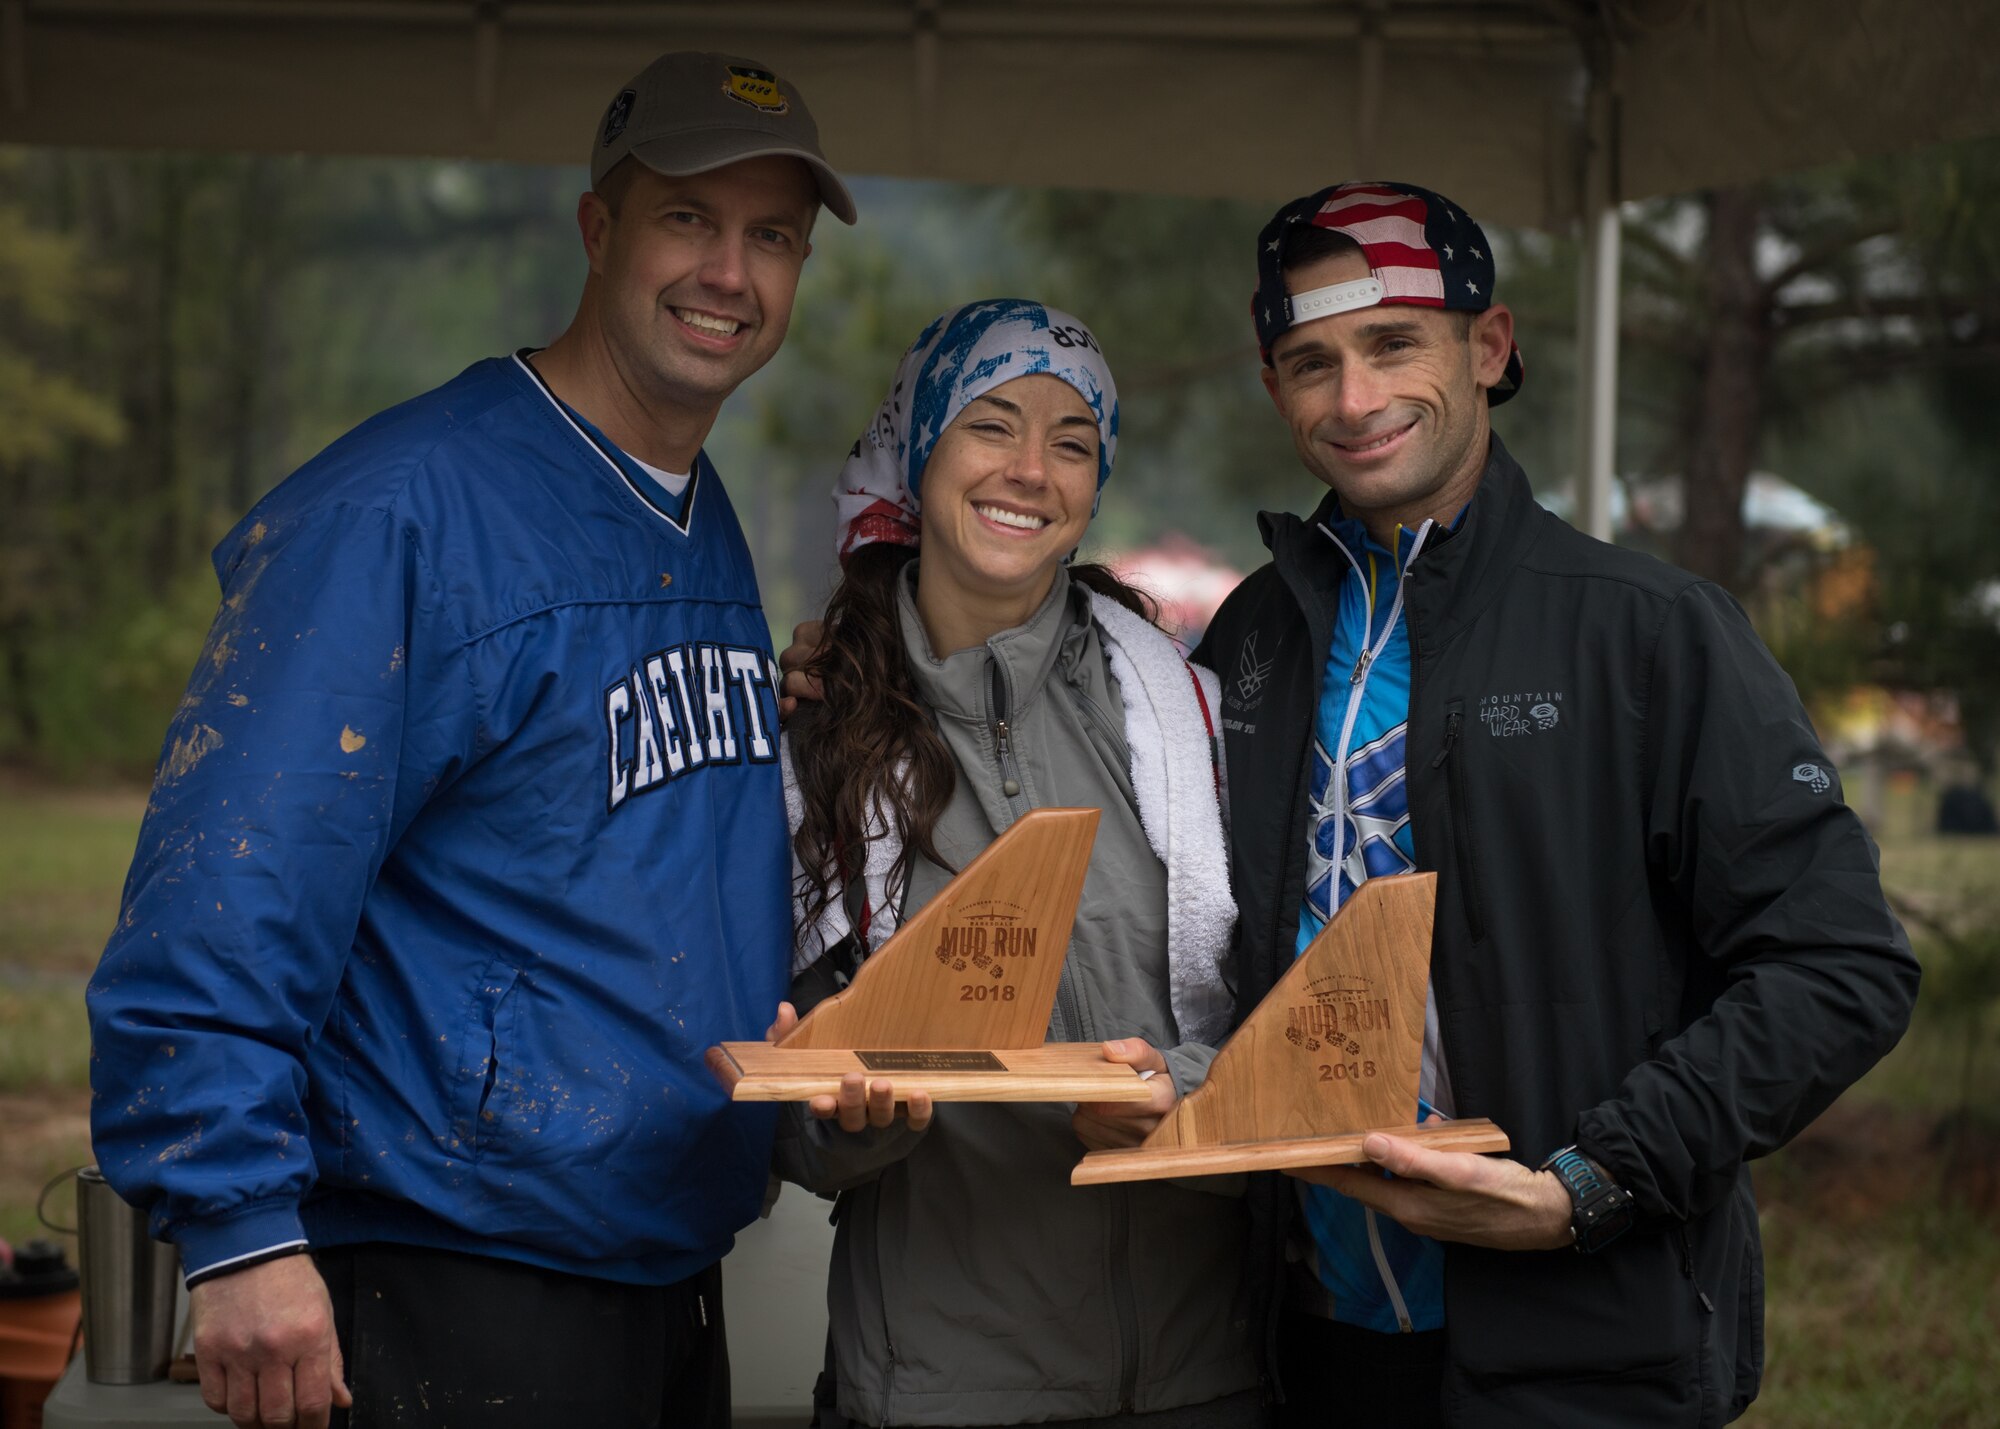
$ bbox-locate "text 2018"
[1318,1060,1378,1081]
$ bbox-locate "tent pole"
[472,1,498,143]
[1572,76,1620,543]
[914,0,940,177]
[1355,0,1386,173]
[2,2,25,113]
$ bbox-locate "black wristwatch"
[1539,1145,1636,1254]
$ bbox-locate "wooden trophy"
[1072,872,1509,1184]
[710,806,1153,1105]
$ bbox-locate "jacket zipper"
[987,641,1120,1401]
[990,659,1019,801]
[994,624,1139,1403]
[875,1196,898,1426]
[1112,1185,1141,1411]
[1314,519,1433,1330]
[1365,1207,1416,1332]
[1430,703,1487,944]
[1315,521,1433,920]
[1678,1224,1717,1314]
[990,654,1087,1040]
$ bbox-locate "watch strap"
[1540,1144,1636,1254]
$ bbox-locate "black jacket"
[1192,437,1918,1427]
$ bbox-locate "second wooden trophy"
[1073,872,1510,1183]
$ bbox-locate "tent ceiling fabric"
[0,0,1996,230]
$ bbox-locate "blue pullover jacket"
[87,355,790,1286]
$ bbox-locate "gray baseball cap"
[590,51,857,225]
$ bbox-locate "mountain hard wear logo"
[723,66,789,112]
[1793,763,1832,794]
[1479,690,1564,737]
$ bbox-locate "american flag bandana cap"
[1251,181,1525,406]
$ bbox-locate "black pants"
[318,1242,728,1429]
[1275,1308,1446,1429]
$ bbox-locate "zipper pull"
[1349,648,1373,685]
[1677,1226,1716,1313]
[989,659,1021,797]
[1430,710,1462,769]
[996,720,1020,798]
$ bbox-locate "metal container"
[75,1167,179,1384]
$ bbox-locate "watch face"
[1576,1185,1635,1253]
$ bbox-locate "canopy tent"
[7,0,1997,226]
[5,0,1999,532]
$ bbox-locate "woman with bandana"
[772,301,1263,1427]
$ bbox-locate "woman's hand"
[1072,1038,1179,1150]
[766,1001,935,1133]
[810,1072,935,1134]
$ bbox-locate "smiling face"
[584,156,818,417]
[1262,250,1514,541]
[913,373,1102,651]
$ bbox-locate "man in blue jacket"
[87,51,854,1429]
[1189,182,1918,1425]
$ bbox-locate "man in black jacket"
[1192,182,1919,1427]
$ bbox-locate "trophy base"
[710,1042,1156,1103]
[1071,1117,1511,1184]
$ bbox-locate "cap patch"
[723,66,789,113]
[602,89,635,146]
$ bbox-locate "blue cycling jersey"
[1294,513,1447,1336]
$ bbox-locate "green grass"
[0,780,144,974]
[0,977,93,1093]
[1855,971,2000,1117]
[1877,833,2000,905]
[1747,1193,2000,1427]
[0,1092,89,1255]
[0,775,137,1144]
[0,780,137,1254]
[1859,832,2000,1116]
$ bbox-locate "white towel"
[1087,592,1236,1046]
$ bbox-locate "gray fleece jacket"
[775,569,1260,1427]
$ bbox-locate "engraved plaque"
[856,1050,1008,1073]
